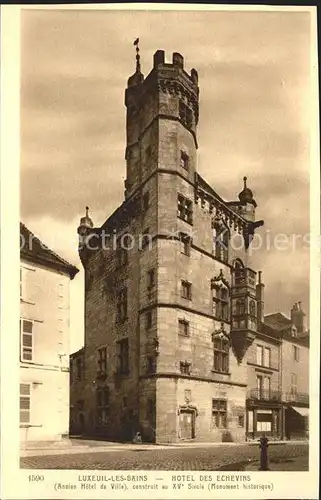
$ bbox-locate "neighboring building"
[20,222,78,443]
[264,304,309,440]
[246,299,309,441]
[71,48,266,444]
[69,347,86,435]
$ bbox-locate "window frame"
[20,383,31,424]
[177,194,193,225]
[263,347,271,367]
[256,345,264,366]
[181,280,192,300]
[212,285,230,323]
[178,319,190,337]
[147,268,155,289]
[96,387,110,426]
[116,287,128,323]
[212,399,227,429]
[180,150,189,171]
[213,336,230,373]
[180,232,191,256]
[180,361,191,375]
[145,310,152,330]
[20,318,34,362]
[116,338,129,375]
[97,346,107,374]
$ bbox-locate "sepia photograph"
[0,3,319,500]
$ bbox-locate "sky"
[20,7,312,353]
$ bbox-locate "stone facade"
[72,49,266,444]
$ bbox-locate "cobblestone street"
[21,443,308,471]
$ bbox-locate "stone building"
[20,223,78,443]
[72,48,266,443]
[246,300,309,441]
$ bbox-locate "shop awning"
[291,406,309,417]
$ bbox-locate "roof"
[20,222,79,279]
[70,346,85,359]
[262,312,309,347]
[264,312,292,330]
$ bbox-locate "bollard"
[259,435,269,470]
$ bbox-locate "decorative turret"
[77,206,94,266]
[127,38,144,88]
[230,259,258,363]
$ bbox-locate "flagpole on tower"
[133,38,140,73]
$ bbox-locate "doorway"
[179,410,195,439]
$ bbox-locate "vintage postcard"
[0,3,319,499]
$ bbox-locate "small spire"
[133,37,141,73]
[243,176,247,189]
[86,206,89,218]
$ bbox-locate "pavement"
[20,438,307,457]
[20,441,309,471]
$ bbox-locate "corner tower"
[124,48,199,198]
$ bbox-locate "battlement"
[152,50,198,85]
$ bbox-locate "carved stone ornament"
[211,269,230,290]
[212,322,230,343]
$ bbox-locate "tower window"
[177,194,193,224]
[213,337,229,373]
[147,269,155,289]
[145,145,152,166]
[213,286,229,322]
[116,288,128,323]
[180,151,189,171]
[147,356,156,374]
[181,280,192,300]
[145,311,152,330]
[180,361,191,375]
[178,319,190,337]
[116,338,129,374]
[179,101,193,129]
[140,228,152,250]
[180,232,191,256]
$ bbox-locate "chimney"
[290,302,307,334]
[256,271,265,324]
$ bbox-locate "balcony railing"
[247,389,282,401]
[284,392,309,405]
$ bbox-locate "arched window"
[213,285,230,322]
[213,336,230,373]
[233,260,246,286]
[235,301,245,316]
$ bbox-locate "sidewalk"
[20,438,308,458]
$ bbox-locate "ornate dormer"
[230,259,258,363]
[212,323,230,373]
